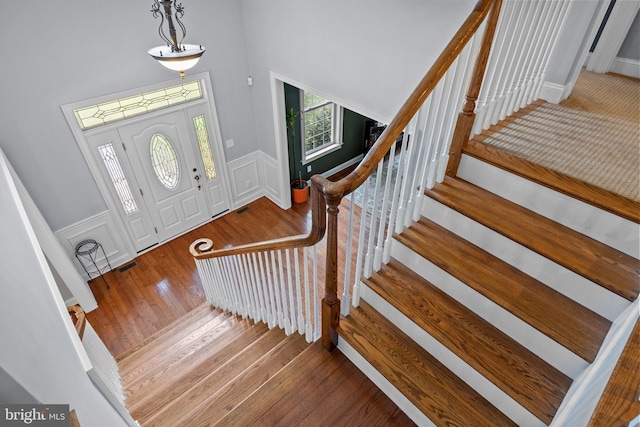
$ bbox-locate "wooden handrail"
[190,0,500,351]
[190,178,327,258]
[314,0,494,200]
[67,304,86,340]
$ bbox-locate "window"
[193,115,217,181]
[97,143,139,215]
[73,81,203,130]
[302,91,342,163]
[150,133,180,189]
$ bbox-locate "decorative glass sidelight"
[150,133,180,189]
[97,143,139,215]
[193,115,217,181]
[73,81,203,130]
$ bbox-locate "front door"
[117,111,211,244]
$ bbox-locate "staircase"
[117,302,415,426]
[337,148,639,426]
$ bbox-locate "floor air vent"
[118,262,138,273]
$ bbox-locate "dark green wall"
[285,83,368,182]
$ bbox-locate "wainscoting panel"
[55,211,133,281]
[261,152,287,208]
[227,152,263,208]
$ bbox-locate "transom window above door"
[73,81,203,130]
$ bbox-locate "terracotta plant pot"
[291,180,309,203]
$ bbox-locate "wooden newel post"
[447,0,503,177]
[322,194,341,351]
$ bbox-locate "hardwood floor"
[86,196,313,357]
[85,191,408,425]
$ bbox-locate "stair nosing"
[427,176,639,302]
[364,258,571,424]
[338,301,518,427]
[395,215,611,363]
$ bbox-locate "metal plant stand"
[74,239,112,289]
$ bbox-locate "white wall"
[0,0,480,243]
[240,0,476,159]
[0,0,257,232]
[544,1,602,87]
[0,152,126,426]
[617,10,640,60]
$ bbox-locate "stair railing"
[191,0,501,350]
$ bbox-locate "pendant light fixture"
[148,0,205,78]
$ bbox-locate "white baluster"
[276,250,291,334]
[352,177,370,307]
[257,252,275,328]
[484,2,529,130]
[395,111,418,233]
[294,248,305,334]
[422,78,450,195]
[303,246,312,342]
[373,143,396,272]
[285,249,296,334]
[475,2,518,134]
[237,254,253,318]
[341,193,355,316]
[364,162,383,278]
[235,255,248,316]
[214,258,231,311]
[531,1,571,104]
[312,244,320,341]
[267,250,282,329]
[520,0,555,106]
[250,252,267,323]
[384,123,412,263]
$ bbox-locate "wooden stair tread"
[126,321,270,419]
[115,302,220,361]
[180,331,309,427]
[427,176,639,301]
[397,217,611,362]
[214,341,335,426]
[338,301,517,427]
[217,341,415,426]
[588,318,640,426]
[364,258,571,424]
[141,326,290,426]
[120,313,251,387]
[463,138,640,224]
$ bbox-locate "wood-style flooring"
[85,190,411,425]
[86,197,313,357]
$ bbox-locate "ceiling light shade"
[149,0,205,78]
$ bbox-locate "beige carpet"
[481,71,640,201]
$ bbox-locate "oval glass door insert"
[150,133,180,189]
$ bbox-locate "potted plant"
[287,108,309,203]
[291,171,309,203]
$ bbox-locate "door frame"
[62,72,232,257]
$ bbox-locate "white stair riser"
[457,155,639,258]
[337,337,436,427]
[390,240,588,379]
[420,196,629,322]
[359,283,545,427]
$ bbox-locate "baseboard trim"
[538,81,566,104]
[610,57,640,79]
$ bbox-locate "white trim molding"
[610,56,640,79]
[55,210,133,281]
[226,151,264,208]
[587,2,640,73]
[538,82,567,104]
